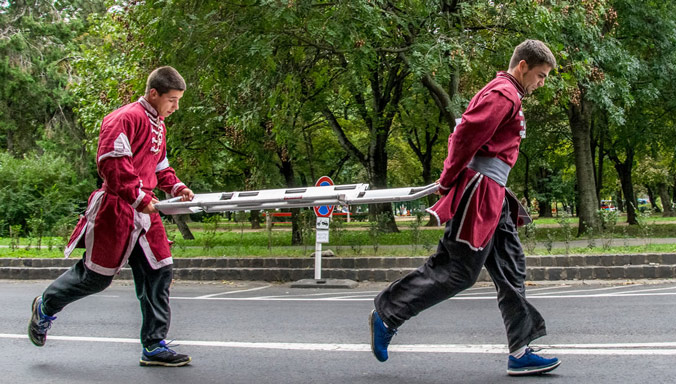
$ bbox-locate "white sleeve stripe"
[171,183,186,197]
[97,133,132,163]
[131,190,146,210]
[155,157,170,172]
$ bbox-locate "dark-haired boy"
[29,66,194,367]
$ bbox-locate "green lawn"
[1,243,674,259]
[1,215,674,259]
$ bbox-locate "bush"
[0,152,94,235]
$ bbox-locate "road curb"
[1,253,676,282]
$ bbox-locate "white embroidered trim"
[64,190,105,259]
[455,173,484,252]
[156,156,170,172]
[81,191,122,276]
[139,234,173,270]
[98,133,132,163]
[425,208,441,226]
[138,97,158,116]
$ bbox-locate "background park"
[1,0,675,263]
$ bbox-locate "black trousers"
[375,195,546,353]
[41,242,173,348]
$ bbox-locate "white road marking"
[2,333,676,355]
[194,285,272,299]
[523,285,572,293]
[606,286,676,295]
[170,290,676,301]
[530,284,643,296]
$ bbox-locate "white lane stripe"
[195,285,272,299]
[253,291,381,300]
[523,285,572,293]
[2,334,676,355]
[531,284,643,296]
[171,291,676,301]
[607,286,676,295]
[547,342,676,348]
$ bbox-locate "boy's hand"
[434,180,442,195]
[178,188,194,201]
[142,198,160,214]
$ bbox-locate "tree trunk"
[538,199,552,218]
[173,214,194,240]
[613,156,637,225]
[277,143,304,245]
[615,188,624,212]
[250,210,262,229]
[165,192,193,239]
[658,183,675,217]
[534,166,552,217]
[645,185,660,213]
[568,96,599,235]
[596,127,604,202]
[290,208,302,245]
[369,139,398,232]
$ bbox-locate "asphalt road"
[2,279,676,384]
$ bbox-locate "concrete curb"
[1,253,676,282]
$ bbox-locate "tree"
[0,0,104,164]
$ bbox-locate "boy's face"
[520,62,552,95]
[147,89,184,118]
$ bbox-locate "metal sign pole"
[314,228,322,280]
[314,216,330,280]
[313,176,334,281]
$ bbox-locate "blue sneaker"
[369,309,396,362]
[28,296,57,347]
[507,347,561,376]
[140,340,191,367]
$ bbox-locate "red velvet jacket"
[64,98,186,275]
[427,72,528,250]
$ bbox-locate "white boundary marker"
[3,334,676,355]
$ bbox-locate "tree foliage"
[1,0,676,238]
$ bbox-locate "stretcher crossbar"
[155,183,439,215]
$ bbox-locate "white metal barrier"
[155,183,439,215]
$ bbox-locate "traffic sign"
[313,176,334,217]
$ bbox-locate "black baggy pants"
[41,242,173,348]
[375,194,546,353]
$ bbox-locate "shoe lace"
[37,318,53,332]
[37,306,56,332]
[159,340,179,355]
[526,346,542,354]
[383,327,397,343]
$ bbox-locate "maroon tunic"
[427,72,527,250]
[64,97,186,275]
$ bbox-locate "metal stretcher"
[155,183,439,215]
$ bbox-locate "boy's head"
[145,66,186,96]
[508,40,556,95]
[509,40,557,70]
[145,66,185,118]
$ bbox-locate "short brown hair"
[509,40,557,70]
[145,66,186,96]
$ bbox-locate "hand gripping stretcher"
[155,183,440,215]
